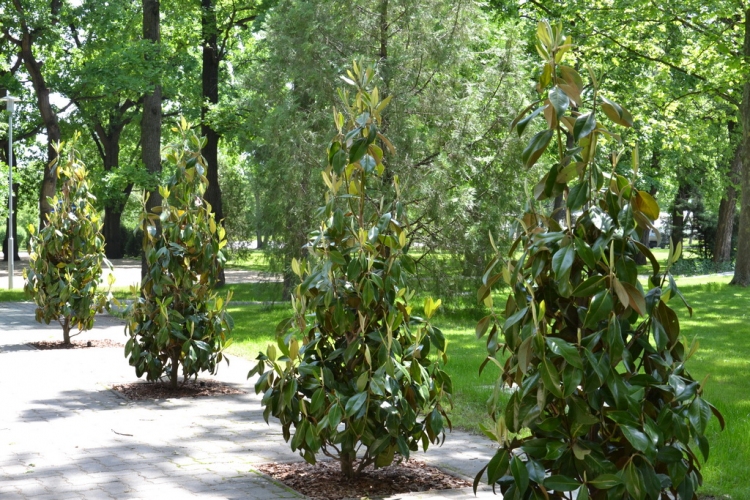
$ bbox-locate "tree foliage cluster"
[23,135,112,344]
[125,121,234,389]
[474,22,723,499]
[250,63,452,478]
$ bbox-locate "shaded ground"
[30,339,124,350]
[112,379,245,400]
[258,459,471,500]
[0,301,498,499]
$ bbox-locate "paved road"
[0,303,499,499]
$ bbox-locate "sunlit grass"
[0,289,26,302]
[225,251,271,271]
[221,282,284,303]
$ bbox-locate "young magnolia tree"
[249,63,453,478]
[125,120,233,389]
[24,136,113,344]
[474,22,724,499]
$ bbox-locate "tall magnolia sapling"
[249,63,453,478]
[24,136,113,344]
[475,22,724,500]
[125,121,233,389]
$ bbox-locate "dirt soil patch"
[257,458,471,499]
[112,379,245,400]
[29,339,124,349]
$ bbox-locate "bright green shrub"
[125,121,233,388]
[24,136,112,344]
[249,63,453,478]
[474,22,723,499]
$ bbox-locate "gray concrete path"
[0,302,500,499]
[0,254,280,290]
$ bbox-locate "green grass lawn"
[225,251,272,271]
[0,289,27,302]
[668,275,750,498]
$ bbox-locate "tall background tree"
[235,0,534,297]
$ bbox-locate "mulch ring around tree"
[257,458,472,500]
[111,379,245,401]
[29,339,124,350]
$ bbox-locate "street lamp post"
[2,95,19,290]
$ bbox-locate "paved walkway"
[0,302,499,499]
[0,255,280,290]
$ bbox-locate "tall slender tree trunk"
[20,34,60,228]
[715,130,742,263]
[141,0,162,280]
[731,9,750,286]
[99,127,131,259]
[201,0,225,285]
[670,182,690,249]
[0,89,20,261]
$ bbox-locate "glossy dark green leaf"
[540,357,563,398]
[567,181,589,210]
[624,461,646,500]
[344,392,367,417]
[584,291,612,329]
[620,425,651,453]
[549,86,569,119]
[572,276,606,297]
[349,137,368,164]
[589,473,621,490]
[522,129,554,168]
[510,455,529,494]
[503,307,528,332]
[332,149,348,174]
[551,244,575,281]
[573,112,596,141]
[516,106,545,136]
[487,449,510,484]
[546,337,583,369]
[544,475,580,491]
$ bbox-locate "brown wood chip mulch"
[111,379,245,400]
[29,339,124,349]
[257,458,471,500]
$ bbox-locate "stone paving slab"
[0,302,500,499]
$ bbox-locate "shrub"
[474,22,723,499]
[669,257,734,277]
[122,226,144,258]
[249,63,453,478]
[125,120,233,389]
[24,136,112,344]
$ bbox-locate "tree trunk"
[2,183,20,261]
[99,126,131,259]
[201,0,226,285]
[20,33,60,228]
[732,9,750,286]
[715,134,742,263]
[103,208,125,259]
[670,182,690,249]
[170,348,180,388]
[253,186,265,249]
[62,317,71,345]
[340,448,355,478]
[141,0,162,280]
